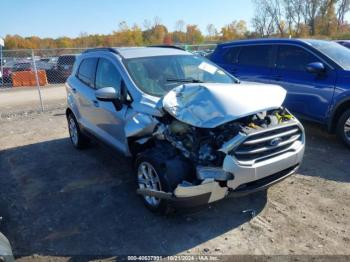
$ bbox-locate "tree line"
[3,0,350,50]
[3,18,250,50]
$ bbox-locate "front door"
[92,57,129,153]
[270,45,336,122]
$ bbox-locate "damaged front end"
[135,83,305,207]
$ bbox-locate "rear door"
[214,46,241,75]
[271,44,336,122]
[74,57,99,133]
[234,44,276,83]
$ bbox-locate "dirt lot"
[0,102,349,260]
[0,85,66,117]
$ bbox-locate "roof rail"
[147,45,184,51]
[83,47,120,55]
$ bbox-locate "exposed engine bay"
[126,83,304,206]
[153,107,295,167]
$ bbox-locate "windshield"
[308,40,350,70]
[124,55,238,97]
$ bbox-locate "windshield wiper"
[166,78,204,83]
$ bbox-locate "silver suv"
[66,47,305,214]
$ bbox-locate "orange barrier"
[11,70,48,87]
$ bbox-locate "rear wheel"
[336,109,350,148]
[67,113,89,149]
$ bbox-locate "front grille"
[233,124,302,162]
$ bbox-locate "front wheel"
[336,109,350,148]
[135,146,191,214]
[136,161,164,210]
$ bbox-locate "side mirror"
[95,87,119,101]
[306,62,325,75]
[95,87,123,111]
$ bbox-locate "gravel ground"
[0,107,349,261]
[0,85,66,119]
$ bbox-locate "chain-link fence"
[0,44,216,89]
[0,48,86,89]
[0,44,217,112]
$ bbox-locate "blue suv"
[210,39,350,147]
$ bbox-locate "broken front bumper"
[137,164,300,209]
[137,139,304,208]
[176,139,304,206]
[171,166,301,209]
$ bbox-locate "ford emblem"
[270,137,282,147]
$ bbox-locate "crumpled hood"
[162,82,287,128]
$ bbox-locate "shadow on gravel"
[299,122,350,183]
[0,138,267,257]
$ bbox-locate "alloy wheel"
[68,116,78,146]
[344,117,350,141]
[137,162,162,207]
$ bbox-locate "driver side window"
[277,45,320,71]
[95,58,122,92]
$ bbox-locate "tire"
[336,109,350,148]
[67,112,89,149]
[135,144,192,214]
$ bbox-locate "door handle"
[92,100,99,107]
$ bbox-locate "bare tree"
[175,20,186,32]
[283,0,305,35]
[252,0,286,36]
[252,0,275,37]
[206,24,217,40]
[118,21,129,32]
[143,19,152,30]
[153,16,162,26]
[265,0,286,36]
[337,0,350,28]
[304,0,323,35]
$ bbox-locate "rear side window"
[277,45,319,71]
[238,45,274,67]
[77,58,98,88]
[223,46,240,64]
[95,58,122,91]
